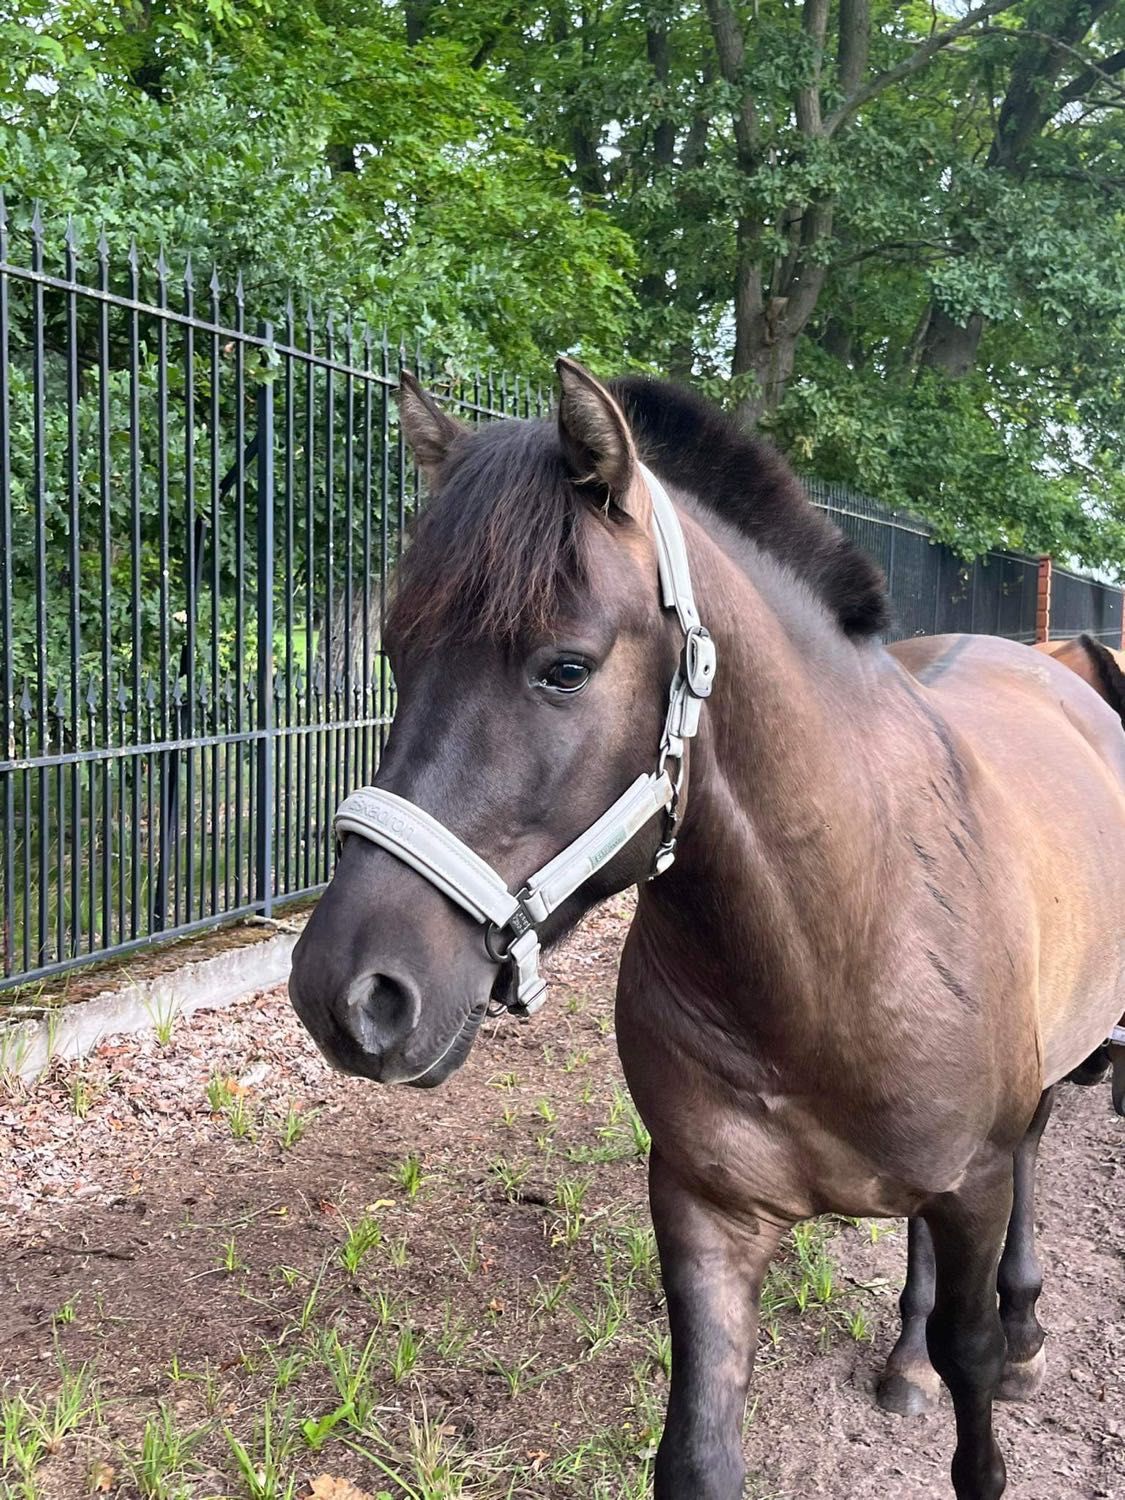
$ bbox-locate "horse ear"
[396,371,464,487]
[556,357,646,522]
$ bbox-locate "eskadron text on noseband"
[332,465,716,1018]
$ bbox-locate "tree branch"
[969,30,1125,104]
[681,70,713,170]
[823,0,1023,137]
[831,238,959,269]
[1056,44,1125,105]
[836,0,869,99]
[796,0,830,137]
[647,22,676,168]
[704,0,759,163]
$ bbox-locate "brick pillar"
[1035,555,1052,644]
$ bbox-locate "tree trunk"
[404,0,436,46]
[917,0,1115,378]
[735,322,801,426]
[920,307,985,379]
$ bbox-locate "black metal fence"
[807,480,1123,648]
[0,204,547,990]
[806,480,1047,643]
[1046,563,1124,646]
[0,207,1121,992]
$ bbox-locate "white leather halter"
[333,463,716,1018]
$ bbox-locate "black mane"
[609,376,890,638]
[1079,632,1125,727]
[390,376,890,648]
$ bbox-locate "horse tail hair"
[1077,634,1125,729]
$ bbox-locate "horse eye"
[537,659,591,694]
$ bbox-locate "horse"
[288,361,1125,1500]
[1034,636,1125,1112]
[1034,635,1125,728]
[876,618,1125,1426]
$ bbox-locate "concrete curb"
[0,927,301,1083]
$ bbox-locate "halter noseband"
[332,464,716,1019]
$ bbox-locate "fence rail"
[0,206,1121,992]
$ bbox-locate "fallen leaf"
[306,1477,374,1500]
[89,1459,116,1492]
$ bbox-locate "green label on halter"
[590,827,628,869]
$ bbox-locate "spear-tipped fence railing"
[0,200,546,990]
[0,200,1121,992]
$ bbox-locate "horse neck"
[637,514,904,1031]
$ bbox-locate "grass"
[337,1214,384,1275]
[393,1153,426,1199]
[206,1073,238,1112]
[225,1093,258,1141]
[0,1208,879,1500]
[224,1402,298,1500]
[488,1157,529,1202]
[125,1402,205,1499]
[0,1354,96,1492]
[218,1236,247,1274]
[566,1086,650,1164]
[0,1022,35,1088]
[143,992,179,1047]
[277,1103,318,1149]
[51,1297,79,1328]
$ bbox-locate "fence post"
[1036,555,1052,643]
[255,324,275,916]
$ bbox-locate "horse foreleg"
[649,1151,788,1500]
[996,1087,1054,1401]
[877,1216,940,1416]
[924,1157,1014,1500]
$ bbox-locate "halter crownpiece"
[332,463,716,1018]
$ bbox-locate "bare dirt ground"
[0,899,1121,1500]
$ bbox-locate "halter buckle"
[683,626,716,699]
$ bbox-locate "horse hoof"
[996,1346,1046,1402]
[1067,1048,1110,1086]
[876,1369,940,1417]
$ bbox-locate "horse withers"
[288,362,1125,1500]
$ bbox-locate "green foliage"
[463,0,1125,573]
[2,0,1124,573]
[1,1,635,370]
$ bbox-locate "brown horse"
[876,631,1125,1425]
[288,363,1125,1500]
[1035,635,1125,728]
[1036,635,1125,1112]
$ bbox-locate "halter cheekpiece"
[333,464,716,1019]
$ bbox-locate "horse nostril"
[344,971,421,1056]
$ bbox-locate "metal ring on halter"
[484,920,513,964]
